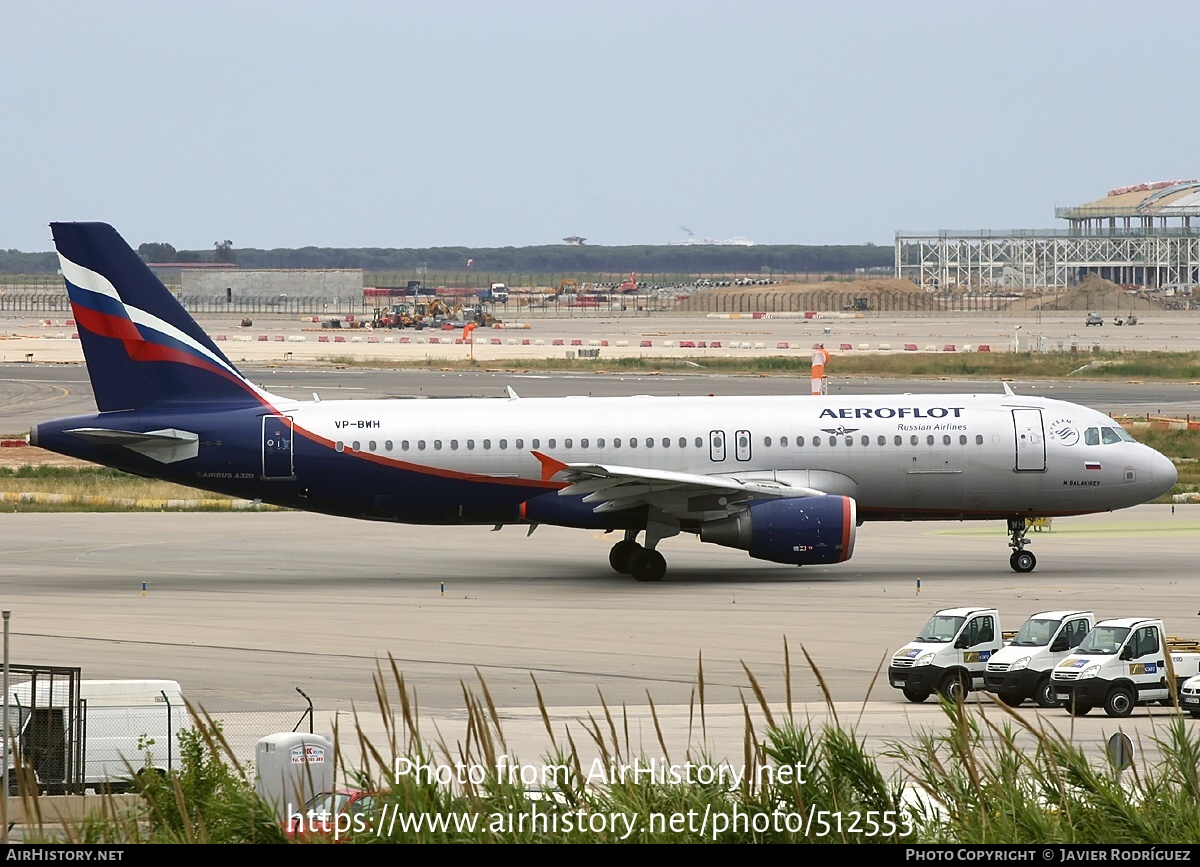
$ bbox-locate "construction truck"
[371,303,420,329]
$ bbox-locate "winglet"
[506,385,520,400]
[1001,381,1015,396]
[531,450,568,482]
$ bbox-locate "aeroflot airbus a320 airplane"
[31,223,1177,581]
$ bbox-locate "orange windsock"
[811,343,829,395]
[463,322,477,341]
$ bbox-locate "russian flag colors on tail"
[51,222,270,412]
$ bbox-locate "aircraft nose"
[1151,448,1177,494]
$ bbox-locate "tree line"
[0,242,892,276]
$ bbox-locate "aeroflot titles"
[819,407,966,420]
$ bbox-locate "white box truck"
[5,679,186,794]
[982,610,1095,708]
[888,607,1003,702]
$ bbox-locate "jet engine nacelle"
[699,495,857,565]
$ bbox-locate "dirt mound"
[1037,274,1165,312]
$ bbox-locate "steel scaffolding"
[895,228,1200,291]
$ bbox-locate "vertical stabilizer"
[51,222,267,412]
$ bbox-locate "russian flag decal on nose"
[1085,461,1101,470]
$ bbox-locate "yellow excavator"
[372,303,420,329]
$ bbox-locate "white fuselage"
[283,391,1175,520]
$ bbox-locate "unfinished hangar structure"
[895,179,1200,293]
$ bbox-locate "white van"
[6,679,187,794]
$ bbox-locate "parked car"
[1085,312,1103,326]
[284,789,379,841]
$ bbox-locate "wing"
[554,461,827,519]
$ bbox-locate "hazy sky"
[4,1,1198,252]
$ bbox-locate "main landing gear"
[608,517,678,582]
[609,535,666,582]
[1007,517,1037,573]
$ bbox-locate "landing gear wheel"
[902,688,931,703]
[1104,686,1135,718]
[939,673,967,703]
[608,540,641,574]
[1010,550,1037,573]
[1035,678,1060,709]
[629,548,667,583]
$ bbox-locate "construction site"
[678,180,1200,315]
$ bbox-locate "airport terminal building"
[895,179,1200,296]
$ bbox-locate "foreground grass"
[0,465,246,511]
[320,349,1200,381]
[16,649,1200,844]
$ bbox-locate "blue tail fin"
[52,222,266,412]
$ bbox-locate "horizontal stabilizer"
[66,427,199,464]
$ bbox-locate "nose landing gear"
[1008,517,1037,573]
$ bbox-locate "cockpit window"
[1084,428,1100,446]
[1101,427,1123,445]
